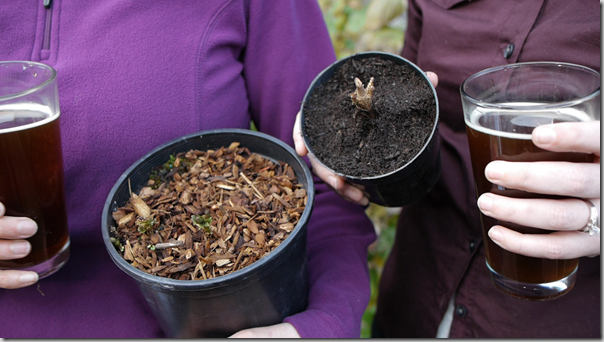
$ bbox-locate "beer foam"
[0,103,58,133]
[466,105,591,140]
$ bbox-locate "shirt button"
[503,43,515,59]
[469,239,477,252]
[456,305,468,317]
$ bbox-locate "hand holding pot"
[0,202,39,289]
[293,111,368,206]
[479,121,601,259]
[293,71,439,207]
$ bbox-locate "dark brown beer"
[466,109,593,285]
[0,108,69,270]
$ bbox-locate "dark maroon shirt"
[374,0,601,338]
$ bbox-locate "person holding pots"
[0,0,376,338]
[294,0,600,338]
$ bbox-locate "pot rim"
[300,51,440,180]
[101,128,314,290]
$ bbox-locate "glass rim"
[460,61,601,111]
[0,61,57,102]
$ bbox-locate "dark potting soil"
[303,56,437,178]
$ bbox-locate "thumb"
[293,110,308,156]
[425,71,438,88]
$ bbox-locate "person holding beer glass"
[0,1,377,338]
[294,0,600,338]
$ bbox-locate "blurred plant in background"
[360,204,401,337]
[318,0,407,59]
[317,0,408,337]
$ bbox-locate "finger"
[306,152,342,189]
[488,226,600,259]
[485,161,600,199]
[335,182,369,206]
[229,329,255,338]
[293,110,308,156]
[308,157,368,206]
[425,71,438,88]
[229,322,300,338]
[0,239,32,260]
[0,216,38,239]
[0,270,39,289]
[477,193,596,231]
[533,122,600,156]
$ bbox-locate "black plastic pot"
[301,51,440,207]
[101,129,314,338]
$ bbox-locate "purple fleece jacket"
[0,0,376,338]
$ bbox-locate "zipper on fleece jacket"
[41,0,53,58]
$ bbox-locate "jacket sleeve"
[243,0,377,338]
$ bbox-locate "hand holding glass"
[460,62,600,300]
[0,61,70,279]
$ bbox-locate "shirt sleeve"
[242,0,377,338]
[283,180,376,338]
[401,0,422,63]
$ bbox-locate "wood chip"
[130,194,151,219]
[155,240,184,250]
[215,259,231,267]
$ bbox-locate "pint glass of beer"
[0,61,70,278]
[460,62,600,300]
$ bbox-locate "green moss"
[137,217,157,235]
[192,214,213,235]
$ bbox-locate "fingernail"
[344,187,362,202]
[19,273,38,285]
[328,176,338,191]
[488,227,502,243]
[10,241,30,256]
[477,194,493,212]
[485,161,504,182]
[360,197,369,206]
[534,126,556,145]
[17,220,37,237]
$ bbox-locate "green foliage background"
[316,0,407,337]
[318,0,406,59]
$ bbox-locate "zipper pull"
[44,0,52,8]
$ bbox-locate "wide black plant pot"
[301,51,441,207]
[101,128,314,338]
